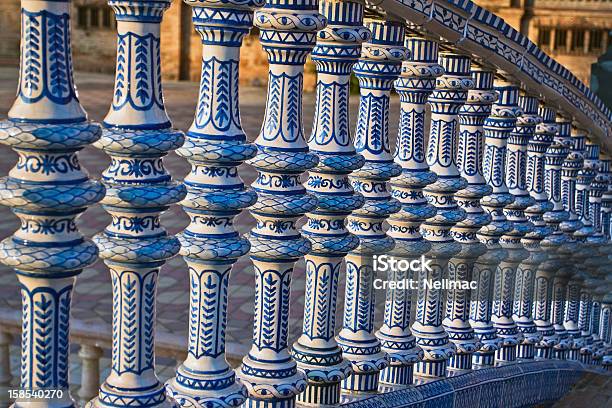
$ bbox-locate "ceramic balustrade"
[383,35,441,385]
[1,0,612,406]
[530,105,559,360]
[414,50,471,380]
[446,66,495,372]
[549,115,574,360]
[87,2,186,407]
[236,0,324,407]
[576,140,601,363]
[585,161,609,365]
[563,126,587,361]
[338,19,404,393]
[485,80,523,364]
[512,93,543,360]
[165,0,260,406]
[0,1,106,406]
[291,0,367,404]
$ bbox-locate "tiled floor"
[0,67,403,370]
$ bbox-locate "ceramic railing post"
[585,161,609,365]
[88,2,186,407]
[512,94,542,360]
[0,0,105,406]
[548,115,573,360]
[414,51,471,380]
[338,19,404,393]
[483,80,523,364]
[236,1,324,406]
[575,140,599,364]
[290,0,367,404]
[165,0,261,406]
[462,69,500,369]
[530,105,558,359]
[381,35,442,385]
[446,67,495,372]
[563,126,587,361]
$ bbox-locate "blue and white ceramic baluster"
[236,1,325,407]
[164,0,261,406]
[531,105,560,359]
[445,67,496,372]
[414,51,471,380]
[379,35,442,385]
[290,0,368,404]
[0,1,105,406]
[468,71,503,369]
[512,93,542,360]
[575,141,599,364]
[338,19,404,393]
[88,2,186,407]
[585,161,609,365]
[550,115,576,360]
[562,126,587,361]
[483,80,523,364]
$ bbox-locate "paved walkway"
[0,67,402,360]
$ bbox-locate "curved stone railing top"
[376,0,611,147]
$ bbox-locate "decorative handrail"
[0,0,610,408]
[379,0,611,146]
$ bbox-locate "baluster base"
[535,346,553,359]
[292,342,351,406]
[296,382,341,407]
[518,344,535,359]
[566,348,580,361]
[165,366,247,408]
[495,345,517,363]
[448,353,473,371]
[414,359,447,379]
[378,363,414,386]
[341,372,379,393]
[553,349,569,360]
[473,352,495,367]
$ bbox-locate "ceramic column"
[446,67,496,372]
[338,19,404,393]
[548,115,573,360]
[290,0,368,404]
[414,51,471,379]
[165,0,261,406]
[236,1,324,407]
[483,80,523,364]
[563,126,587,361]
[0,1,105,406]
[512,93,543,360]
[574,141,597,364]
[585,160,608,365]
[530,105,558,359]
[88,2,186,407]
[469,81,505,368]
[380,35,442,385]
